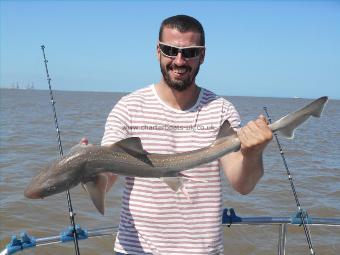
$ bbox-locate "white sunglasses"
[158,42,205,59]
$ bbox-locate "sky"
[1,0,339,99]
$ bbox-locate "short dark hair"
[159,15,205,46]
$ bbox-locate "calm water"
[0,89,339,255]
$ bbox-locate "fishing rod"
[40,45,81,255]
[263,106,315,255]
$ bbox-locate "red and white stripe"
[102,84,240,254]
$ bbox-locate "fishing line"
[41,45,81,255]
[263,106,315,255]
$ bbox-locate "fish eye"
[47,186,56,193]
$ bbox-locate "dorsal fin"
[113,137,148,155]
[111,137,153,166]
[216,120,236,139]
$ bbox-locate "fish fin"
[180,173,209,183]
[163,174,210,202]
[216,120,236,139]
[162,173,209,192]
[113,137,148,155]
[275,115,309,139]
[162,177,184,192]
[162,177,192,202]
[112,137,153,166]
[271,96,328,139]
[82,173,108,215]
[310,96,328,117]
[211,120,238,147]
[181,185,192,202]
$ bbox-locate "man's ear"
[199,48,205,64]
[156,43,161,62]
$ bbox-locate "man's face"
[157,27,205,91]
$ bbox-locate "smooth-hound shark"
[24,96,328,214]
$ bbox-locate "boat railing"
[1,208,339,255]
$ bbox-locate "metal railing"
[1,208,339,255]
[221,208,340,255]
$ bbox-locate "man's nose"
[173,52,186,65]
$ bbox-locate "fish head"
[24,149,87,199]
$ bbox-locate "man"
[101,15,272,255]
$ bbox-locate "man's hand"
[237,115,273,158]
[79,137,89,145]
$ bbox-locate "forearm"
[221,115,272,194]
[220,150,264,195]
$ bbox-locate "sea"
[0,88,339,255]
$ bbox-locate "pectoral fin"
[162,175,209,202]
[82,173,108,215]
[162,177,184,192]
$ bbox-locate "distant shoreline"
[0,87,336,101]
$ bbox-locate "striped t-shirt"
[101,84,240,255]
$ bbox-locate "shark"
[24,96,328,214]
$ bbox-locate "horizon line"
[0,86,336,101]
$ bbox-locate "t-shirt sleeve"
[221,99,241,130]
[101,98,131,146]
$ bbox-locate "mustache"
[167,64,192,72]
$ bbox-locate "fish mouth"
[24,175,48,199]
[24,186,42,199]
[24,181,59,199]
[24,172,46,199]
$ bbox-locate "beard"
[160,61,200,92]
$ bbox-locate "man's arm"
[220,115,273,195]
[101,97,131,192]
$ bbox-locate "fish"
[24,96,328,214]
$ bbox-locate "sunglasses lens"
[182,48,200,58]
[160,44,178,57]
[160,44,201,59]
